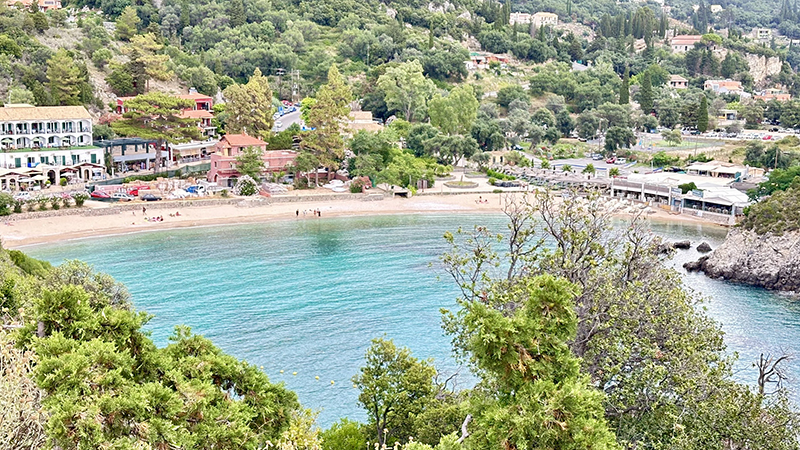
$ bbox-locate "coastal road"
[275,109,303,131]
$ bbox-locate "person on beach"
[296,209,299,217]
[142,206,146,215]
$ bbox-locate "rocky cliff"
[689,228,800,292]
[747,53,782,84]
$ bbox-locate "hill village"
[1,0,799,227]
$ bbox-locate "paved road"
[274,109,302,131]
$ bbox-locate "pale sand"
[1,192,717,249]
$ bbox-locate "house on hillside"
[704,79,745,96]
[670,35,702,53]
[532,12,558,27]
[755,88,791,102]
[668,75,689,89]
[207,134,298,187]
[346,111,383,137]
[5,0,61,10]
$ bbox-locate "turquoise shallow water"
[23,214,800,426]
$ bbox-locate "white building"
[0,105,103,172]
[509,11,558,27]
[0,104,93,150]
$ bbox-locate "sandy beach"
[1,191,719,248]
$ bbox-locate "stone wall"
[5,192,383,221]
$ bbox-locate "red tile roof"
[220,134,267,147]
[180,110,214,119]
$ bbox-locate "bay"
[24,214,800,426]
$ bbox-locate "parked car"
[142,194,162,201]
[762,135,773,140]
[127,185,149,196]
[275,120,283,129]
[606,157,617,164]
[111,192,135,202]
[616,158,627,164]
[90,190,110,199]
[591,153,603,160]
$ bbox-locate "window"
[91,154,97,164]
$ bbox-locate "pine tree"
[111,92,202,170]
[639,71,653,114]
[46,49,82,106]
[223,68,275,140]
[228,0,246,27]
[619,69,630,105]
[697,95,709,132]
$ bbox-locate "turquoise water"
[23,214,800,426]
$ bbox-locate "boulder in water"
[673,240,691,250]
[683,256,709,272]
[696,242,712,253]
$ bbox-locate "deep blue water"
[23,214,800,426]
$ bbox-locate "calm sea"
[23,214,800,426]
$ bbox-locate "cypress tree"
[619,69,630,104]
[639,71,653,114]
[697,95,709,132]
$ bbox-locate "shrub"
[122,174,159,183]
[220,189,229,198]
[60,177,67,186]
[678,182,698,194]
[488,177,497,185]
[12,200,22,214]
[350,178,369,193]
[50,197,61,210]
[8,250,52,278]
[233,175,259,196]
[320,419,367,450]
[25,200,36,212]
[0,193,13,216]
[485,169,515,180]
[72,192,89,207]
[493,189,503,193]
[37,197,48,211]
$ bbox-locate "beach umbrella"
[31,175,47,181]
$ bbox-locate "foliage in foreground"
[439,191,800,449]
[0,252,300,449]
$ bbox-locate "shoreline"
[2,192,724,249]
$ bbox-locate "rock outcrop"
[688,228,800,292]
[696,242,712,253]
[746,54,782,84]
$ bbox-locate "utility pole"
[291,69,300,104]
[276,68,286,100]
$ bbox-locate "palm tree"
[562,164,572,173]
[582,163,596,175]
[609,167,620,178]
[541,159,550,170]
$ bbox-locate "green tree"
[353,338,436,447]
[223,68,275,140]
[46,49,82,106]
[302,65,352,185]
[619,69,630,104]
[583,163,596,175]
[320,419,367,450]
[609,167,620,177]
[496,85,528,108]
[697,95,709,132]
[638,71,653,114]
[442,275,620,450]
[377,61,435,121]
[576,110,600,140]
[228,0,246,27]
[604,126,635,154]
[236,146,265,180]
[111,92,202,170]
[661,129,682,146]
[122,33,172,92]
[423,134,479,166]
[428,85,479,135]
[114,6,140,41]
[8,86,35,105]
